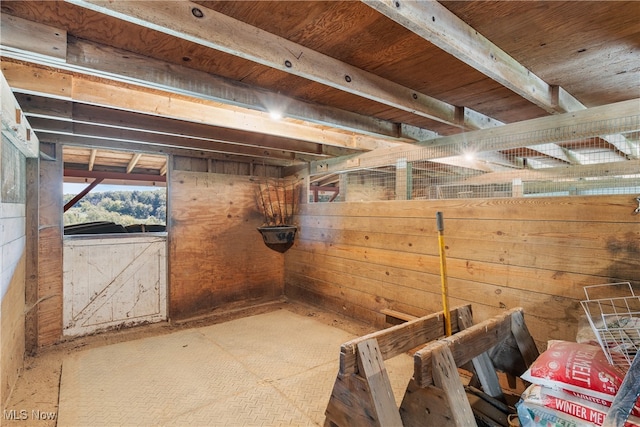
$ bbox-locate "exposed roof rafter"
[63,0,502,131]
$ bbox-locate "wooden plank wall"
[0,136,26,410]
[169,166,284,320]
[284,195,640,349]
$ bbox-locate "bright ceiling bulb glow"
[269,111,283,121]
[464,152,475,162]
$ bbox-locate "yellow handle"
[436,212,451,337]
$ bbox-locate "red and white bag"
[520,340,640,417]
[521,384,640,426]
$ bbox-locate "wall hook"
[634,196,640,215]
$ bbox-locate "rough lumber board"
[380,308,417,323]
[431,345,477,426]
[414,308,519,388]
[299,194,640,223]
[297,214,638,252]
[458,305,503,399]
[400,379,454,427]
[64,37,429,141]
[339,305,468,375]
[65,0,464,127]
[324,373,377,427]
[364,0,582,114]
[314,98,640,173]
[1,60,394,151]
[510,310,539,368]
[36,143,64,347]
[356,339,402,426]
[25,157,39,354]
[0,14,67,61]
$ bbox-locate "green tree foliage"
[64,189,166,226]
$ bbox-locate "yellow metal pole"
[436,212,452,337]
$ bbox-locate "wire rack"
[580,282,640,367]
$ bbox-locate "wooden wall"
[284,195,640,349]
[0,136,26,410]
[169,166,285,320]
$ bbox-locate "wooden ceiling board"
[440,1,640,106]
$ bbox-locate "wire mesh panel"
[310,114,640,201]
[581,282,640,367]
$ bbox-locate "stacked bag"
[517,340,640,426]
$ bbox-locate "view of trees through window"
[63,188,166,227]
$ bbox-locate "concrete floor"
[46,307,412,426]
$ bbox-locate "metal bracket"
[634,196,640,215]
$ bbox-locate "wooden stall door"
[63,235,167,337]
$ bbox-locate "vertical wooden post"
[338,173,348,202]
[37,142,64,347]
[25,156,39,354]
[395,158,412,200]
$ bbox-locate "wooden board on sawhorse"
[400,307,539,427]
[324,305,471,427]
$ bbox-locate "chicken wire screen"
[310,114,640,202]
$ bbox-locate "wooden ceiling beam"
[28,117,307,162]
[40,132,301,167]
[88,148,97,171]
[15,93,342,156]
[1,13,437,141]
[314,99,640,174]
[1,60,399,152]
[63,0,500,130]
[65,168,167,183]
[40,132,297,166]
[363,0,583,115]
[126,152,142,173]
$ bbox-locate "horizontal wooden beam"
[413,308,520,388]
[37,131,297,167]
[63,0,499,130]
[64,168,167,183]
[1,59,400,152]
[28,117,304,162]
[17,94,359,158]
[364,0,584,115]
[313,99,640,174]
[0,13,67,61]
[67,37,438,141]
[339,305,469,375]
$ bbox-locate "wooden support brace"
[457,305,504,400]
[356,339,403,427]
[510,309,540,367]
[431,345,477,426]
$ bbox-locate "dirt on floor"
[2,298,375,427]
